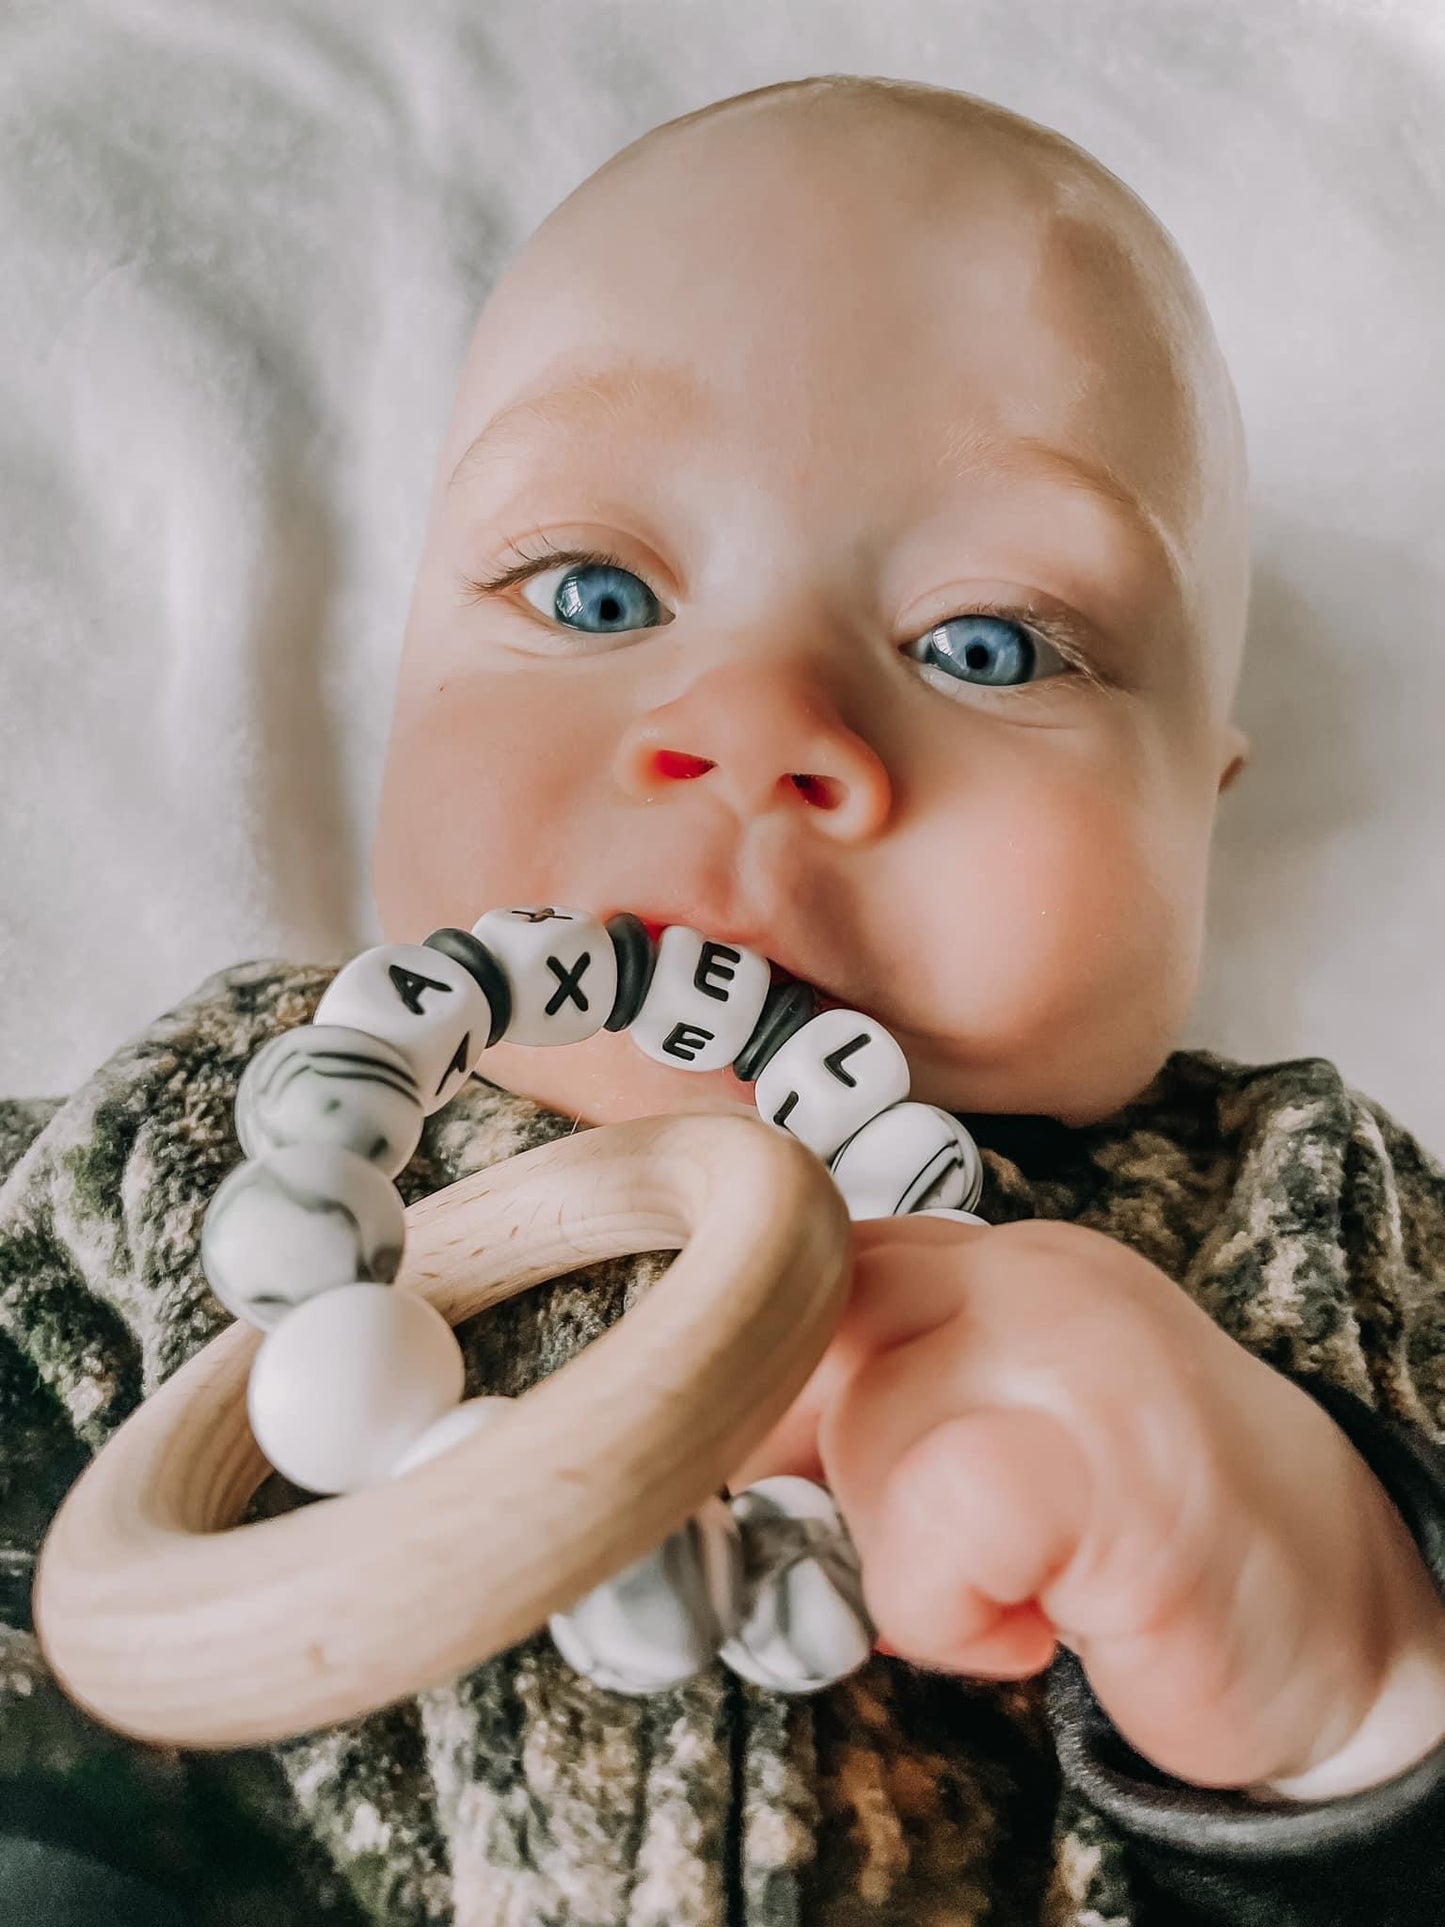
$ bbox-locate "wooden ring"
[32,1110,853,1749]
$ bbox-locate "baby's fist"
[731,1215,1445,1795]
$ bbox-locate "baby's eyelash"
[458,541,1109,689]
[460,536,631,602]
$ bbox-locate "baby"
[7,70,1445,1927]
[375,69,1445,1798]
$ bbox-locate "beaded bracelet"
[200,907,986,1698]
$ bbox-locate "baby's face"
[373,93,1249,1130]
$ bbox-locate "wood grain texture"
[31,1109,852,1750]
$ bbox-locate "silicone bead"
[470,906,619,1048]
[390,1394,516,1476]
[628,926,773,1073]
[422,928,512,1047]
[235,1024,426,1180]
[600,913,657,1030]
[718,1476,875,1694]
[548,1495,744,1695]
[752,1009,910,1162]
[313,943,493,1114]
[828,1103,984,1220]
[200,1143,406,1332]
[730,977,819,1083]
[247,1283,465,1495]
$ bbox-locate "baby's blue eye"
[916,614,1066,689]
[520,561,666,634]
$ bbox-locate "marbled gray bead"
[235,1024,425,1180]
[718,1476,875,1694]
[201,1142,407,1331]
[548,1495,744,1695]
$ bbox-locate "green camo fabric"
[2,956,1444,1926]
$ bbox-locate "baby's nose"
[612,657,892,841]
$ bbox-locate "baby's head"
[372,75,1250,1131]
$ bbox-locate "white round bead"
[247,1283,464,1495]
[201,1143,407,1332]
[548,1494,744,1695]
[469,906,618,1047]
[718,1476,874,1694]
[390,1394,516,1476]
[313,944,493,1114]
[235,1024,425,1180]
[828,1102,984,1220]
[627,926,772,1073]
[753,1010,910,1162]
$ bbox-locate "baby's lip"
[600,905,889,1032]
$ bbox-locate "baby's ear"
[1218,723,1250,793]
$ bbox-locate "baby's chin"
[468,1026,776,1131]
[468,1022,978,1133]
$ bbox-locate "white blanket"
[4,0,1444,1150]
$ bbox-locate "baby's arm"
[1051,1374,1445,1926]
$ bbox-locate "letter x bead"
[470,907,620,1047]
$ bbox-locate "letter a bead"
[753,1009,910,1162]
[314,944,494,1113]
[629,927,772,1072]
[470,907,619,1047]
[828,1102,984,1220]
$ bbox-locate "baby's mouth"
[624,914,883,1032]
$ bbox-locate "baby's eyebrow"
[448,356,1185,605]
[449,358,713,493]
[937,424,1187,606]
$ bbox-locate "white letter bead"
[390,1394,516,1477]
[718,1477,874,1693]
[469,907,619,1047]
[312,943,494,1114]
[627,927,772,1073]
[548,1495,744,1696]
[752,1010,910,1162]
[235,1024,425,1180]
[201,1144,407,1331]
[247,1283,464,1495]
[828,1103,984,1220]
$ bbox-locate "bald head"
[470,74,1249,719]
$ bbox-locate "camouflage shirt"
[2,958,1444,1926]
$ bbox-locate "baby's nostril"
[791,773,837,807]
[653,750,712,780]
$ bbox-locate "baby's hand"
[728,1216,1445,1798]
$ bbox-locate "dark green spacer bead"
[422,928,512,1048]
[731,978,820,1085]
[603,913,658,1030]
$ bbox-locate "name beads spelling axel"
[202,908,987,1697]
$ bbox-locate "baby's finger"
[826,1357,1092,1672]
[727,1219,988,1490]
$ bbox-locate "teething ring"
[32,1109,852,1750]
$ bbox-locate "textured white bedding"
[4,0,1444,1148]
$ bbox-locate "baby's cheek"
[919,758,1204,1102]
[372,673,590,940]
